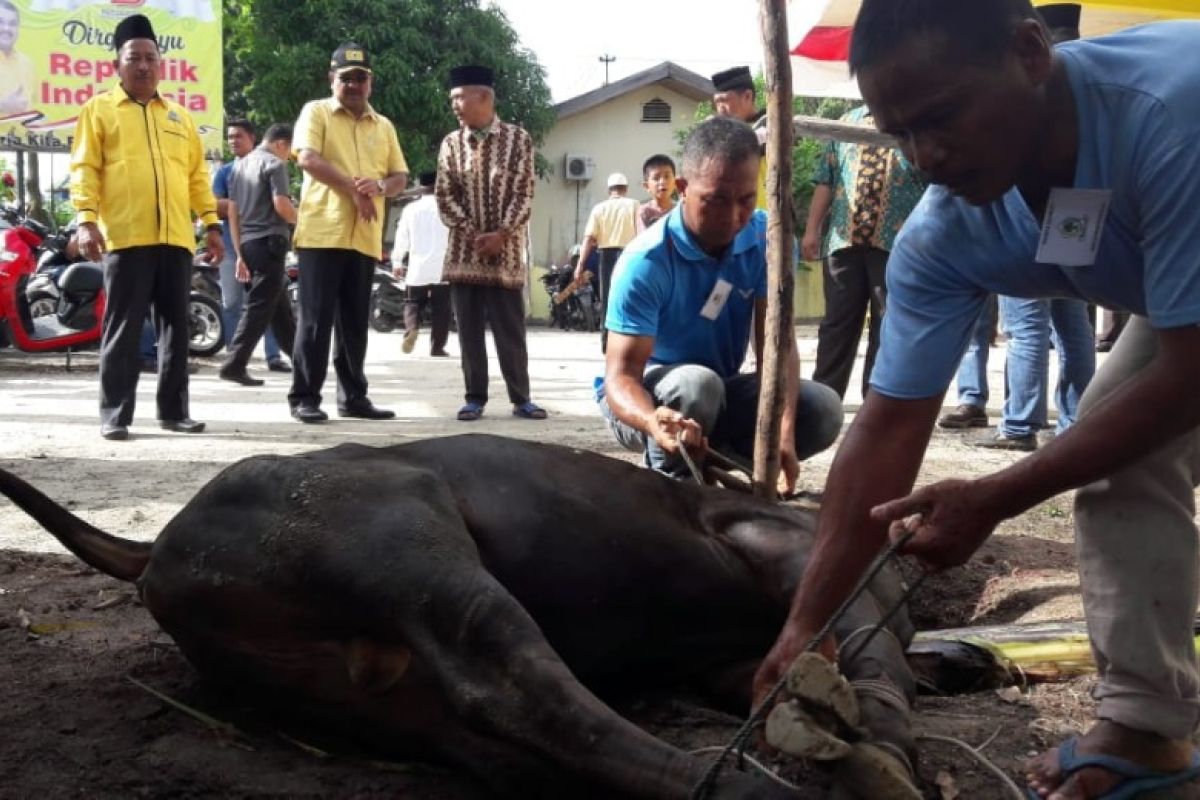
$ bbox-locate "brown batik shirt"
[435,117,535,289]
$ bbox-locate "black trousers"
[812,245,889,400]
[404,283,451,353]
[224,234,295,373]
[450,283,529,406]
[597,246,622,352]
[288,247,374,410]
[99,244,192,426]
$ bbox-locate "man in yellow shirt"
[288,42,408,423]
[0,0,34,115]
[573,172,639,353]
[69,14,222,441]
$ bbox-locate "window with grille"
[641,98,671,123]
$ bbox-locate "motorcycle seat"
[58,262,104,294]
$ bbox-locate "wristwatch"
[205,223,222,234]
[376,178,387,196]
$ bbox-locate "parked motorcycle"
[0,210,104,364]
[16,224,225,358]
[369,262,406,333]
[540,263,600,332]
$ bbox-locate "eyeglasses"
[337,72,370,85]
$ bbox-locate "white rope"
[687,746,802,791]
[918,733,1027,800]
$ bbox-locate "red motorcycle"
[0,211,104,364]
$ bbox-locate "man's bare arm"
[605,332,705,454]
[753,391,940,702]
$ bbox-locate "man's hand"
[393,265,407,280]
[778,443,800,496]
[77,222,105,263]
[204,228,224,264]
[869,478,1003,572]
[353,176,384,198]
[353,191,378,223]
[474,231,505,257]
[647,406,707,460]
[801,231,821,262]
[235,256,250,283]
[752,624,836,710]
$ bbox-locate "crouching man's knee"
[793,380,844,460]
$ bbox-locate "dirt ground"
[0,325,1192,798]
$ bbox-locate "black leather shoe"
[266,359,292,373]
[160,418,206,433]
[291,404,328,423]
[338,400,395,420]
[100,423,128,441]
[430,349,451,357]
[219,368,265,387]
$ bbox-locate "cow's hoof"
[829,743,921,800]
[785,652,860,729]
[765,700,852,761]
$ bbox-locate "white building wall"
[530,85,703,268]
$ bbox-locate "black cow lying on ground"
[0,434,919,799]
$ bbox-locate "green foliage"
[222,0,555,177]
[674,76,855,220]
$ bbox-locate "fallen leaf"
[995,686,1024,704]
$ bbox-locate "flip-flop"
[456,402,485,421]
[1026,737,1200,800]
[512,402,547,420]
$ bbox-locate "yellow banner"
[0,0,222,157]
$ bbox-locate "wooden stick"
[790,115,898,147]
[752,0,796,499]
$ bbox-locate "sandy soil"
[0,325,1193,798]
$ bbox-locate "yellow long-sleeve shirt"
[69,83,219,252]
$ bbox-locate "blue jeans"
[998,296,1096,436]
[954,300,995,408]
[598,364,844,479]
[220,255,281,361]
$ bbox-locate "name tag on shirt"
[1035,188,1111,267]
[700,279,733,320]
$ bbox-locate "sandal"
[1025,738,1200,800]
[512,402,547,420]
[456,402,485,421]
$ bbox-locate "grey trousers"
[599,364,844,479]
[99,245,192,426]
[1075,316,1200,739]
[450,283,530,406]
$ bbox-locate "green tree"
[222,0,555,177]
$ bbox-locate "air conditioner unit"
[564,153,595,181]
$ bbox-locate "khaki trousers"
[1075,315,1200,739]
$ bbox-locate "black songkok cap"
[448,65,495,89]
[113,14,157,52]
[1039,3,1082,31]
[331,42,371,74]
[710,66,754,93]
[418,172,436,188]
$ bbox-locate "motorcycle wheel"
[369,291,397,333]
[27,293,56,319]
[188,293,225,357]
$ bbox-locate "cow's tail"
[0,467,151,582]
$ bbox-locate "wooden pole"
[752,0,796,499]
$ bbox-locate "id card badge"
[700,279,733,320]
[1035,188,1112,267]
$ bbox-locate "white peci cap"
[606,172,629,188]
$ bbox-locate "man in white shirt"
[392,171,451,356]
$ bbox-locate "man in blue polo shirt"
[754,4,1200,799]
[598,116,843,488]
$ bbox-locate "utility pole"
[598,53,616,86]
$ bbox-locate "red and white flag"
[787,0,1200,99]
